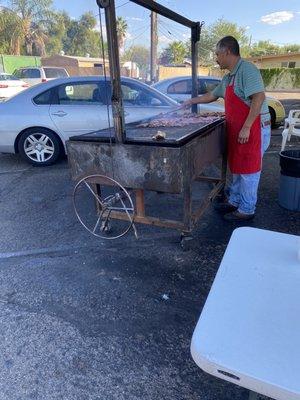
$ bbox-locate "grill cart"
[66,0,227,247]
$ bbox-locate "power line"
[123,26,149,49]
[116,1,130,9]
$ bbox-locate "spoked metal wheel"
[24,133,55,163]
[73,174,136,240]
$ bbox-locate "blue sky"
[53,0,300,48]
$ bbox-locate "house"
[41,54,139,78]
[247,52,300,69]
[41,54,109,76]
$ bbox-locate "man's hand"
[238,127,251,144]
[181,99,194,108]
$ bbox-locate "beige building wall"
[250,54,300,69]
[158,66,225,80]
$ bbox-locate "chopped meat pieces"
[137,111,224,128]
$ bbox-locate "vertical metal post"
[191,22,201,114]
[97,0,125,143]
[150,3,158,83]
[248,391,259,400]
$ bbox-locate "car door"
[200,78,224,110]
[49,81,110,140]
[120,81,174,124]
[166,79,191,103]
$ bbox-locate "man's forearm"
[188,92,218,105]
[243,92,265,128]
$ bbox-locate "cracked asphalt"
[0,109,299,400]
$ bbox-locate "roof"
[247,52,300,61]
[59,55,109,63]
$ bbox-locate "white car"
[13,66,69,86]
[0,76,178,166]
[0,73,29,99]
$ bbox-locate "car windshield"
[0,74,20,81]
[44,68,68,78]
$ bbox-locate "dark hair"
[217,36,240,56]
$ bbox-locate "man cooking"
[182,36,271,221]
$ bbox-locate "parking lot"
[0,102,299,399]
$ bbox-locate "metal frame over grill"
[66,0,227,245]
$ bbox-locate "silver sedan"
[0,76,178,166]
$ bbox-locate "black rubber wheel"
[268,107,276,129]
[180,234,194,251]
[18,128,62,166]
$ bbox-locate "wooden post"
[135,189,145,217]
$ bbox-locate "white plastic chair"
[281,109,300,151]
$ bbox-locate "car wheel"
[18,128,62,166]
[268,107,276,129]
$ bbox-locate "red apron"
[225,78,261,174]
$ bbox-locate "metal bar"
[182,157,192,233]
[191,22,201,114]
[129,0,197,28]
[191,180,225,225]
[195,176,222,183]
[92,183,102,215]
[97,0,126,143]
[109,210,185,230]
[135,189,145,217]
[221,150,228,182]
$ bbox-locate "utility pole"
[150,2,158,83]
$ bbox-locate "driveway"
[0,127,299,400]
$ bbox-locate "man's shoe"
[214,202,238,213]
[223,210,255,221]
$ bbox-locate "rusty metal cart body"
[67,118,226,238]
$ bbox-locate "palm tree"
[0,0,53,55]
[116,16,127,54]
[0,9,22,54]
[168,41,186,64]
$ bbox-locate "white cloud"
[245,26,250,30]
[158,35,173,44]
[130,17,144,21]
[260,11,294,25]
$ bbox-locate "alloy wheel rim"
[24,133,55,163]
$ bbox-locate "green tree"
[122,45,149,73]
[160,41,186,65]
[197,19,250,65]
[116,16,127,53]
[0,9,22,54]
[62,12,102,57]
[45,11,67,55]
[6,0,54,55]
[282,44,300,53]
[248,40,281,57]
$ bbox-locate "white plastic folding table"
[191,227,300,400]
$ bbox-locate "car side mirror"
[150,98,162,106]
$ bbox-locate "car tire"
[18,128,62,166]
[268,107,276,129]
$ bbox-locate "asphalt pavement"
[0,123,299,400]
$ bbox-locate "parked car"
[13,66,69,86]
[153,76,286,127]
[0,76,178,166]
[0,73,29,99]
